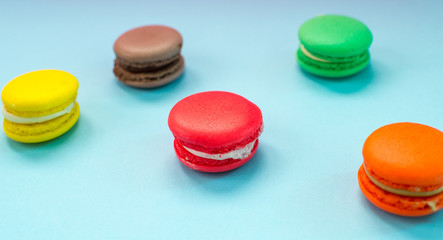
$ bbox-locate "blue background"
[1,0,442,239]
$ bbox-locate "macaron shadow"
[5,118,82,161]
[298,63,375,94]
[178,146,265,194]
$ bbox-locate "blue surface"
[1,0,443,239]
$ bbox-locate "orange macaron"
[358,122,443,216]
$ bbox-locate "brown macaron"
[113,25,185,88]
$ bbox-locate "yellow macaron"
[1,70,80,143]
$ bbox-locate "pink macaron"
[168,91,263,172]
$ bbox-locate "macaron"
[168,91,263,172]
[1,70,80,143]
[113,25,185,88]
[358,122,443,216]
[296,15,373,78]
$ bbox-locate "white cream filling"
[300,44,330,63]
[428,201,438,211]
[182,139,257,160]
[2,102,75,124]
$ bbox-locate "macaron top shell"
[363,122,443,187]
[168,91,263,149]
[113,25,183,63]
[1,70,79,111]
[299,15,372,57]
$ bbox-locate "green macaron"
[296,15,373,78]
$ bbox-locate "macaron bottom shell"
[296,49,370,78]
[3,103,80,143]
[173,139,259,173]
[358,165,443,217]
[113,55,185,88]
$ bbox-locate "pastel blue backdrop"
[1,0,442,239]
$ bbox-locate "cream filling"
[182,139,257,160]
[2,102,75,124]
[300,44,330,63]
[364,165,443,198]
[428,201,438,211]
